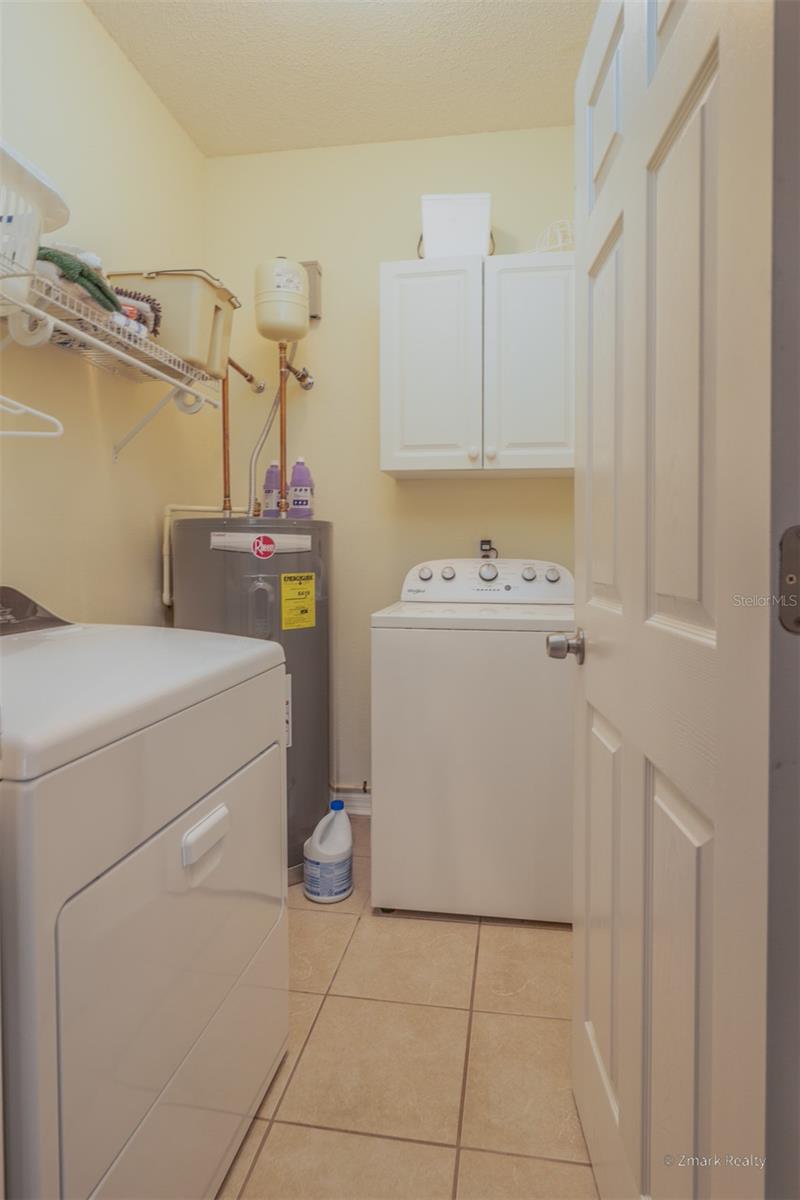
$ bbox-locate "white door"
[379,257,483,474]
[568,3,775,1199]
[484,253,574,473]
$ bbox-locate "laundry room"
[1,3,797,1200]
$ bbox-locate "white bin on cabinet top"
[420,193,491,258]
[109,268,240,378]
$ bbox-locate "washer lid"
[371,602,575,632]
[0,624,284,782]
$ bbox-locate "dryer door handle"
[181,805,231,867]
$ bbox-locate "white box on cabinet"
[379,252,574,477]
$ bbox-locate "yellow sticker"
[281,572,316,631]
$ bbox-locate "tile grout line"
[451,918,482,1200]
[267,1117,593,1170]
[272,1117,458,1153]
[456,1142,594,1170]
[269,907,363,1126]
[232,891,365,1197]
[290,985,571,1021]
[321,989,470,1012]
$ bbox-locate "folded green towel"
[37,247,121,313]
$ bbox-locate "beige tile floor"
[219,817,596,1200]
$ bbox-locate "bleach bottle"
[289,458,314,518]
[303,800,353,903]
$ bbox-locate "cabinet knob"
[485,446,497,461]
[467,446,479,461]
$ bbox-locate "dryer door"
[57,743,285,1200]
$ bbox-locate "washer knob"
[441,566,456,581]
[418,566,433,581]
[478,562,499,582]
[545,566,561,583]
[522,566,537,582]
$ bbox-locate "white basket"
[0,143,69,314]
[535,219,575,253]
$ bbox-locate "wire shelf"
[0,252,219,394]
[0,252,222,457]
[33,274,217,388]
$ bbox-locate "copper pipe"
[229,356,267,394]
[221,369,232,515]
[229,356,256,386]
[278,341,290,517]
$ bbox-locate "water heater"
[172,517,331,875]
[255,257,310,342]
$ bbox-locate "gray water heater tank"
[172,517,330,874]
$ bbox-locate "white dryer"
[0,594,288,1200]
[371,559,576,922]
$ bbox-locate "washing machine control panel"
[403,559,574,604]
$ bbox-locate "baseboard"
[333,791,372,817]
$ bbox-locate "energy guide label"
[281,572,316,631]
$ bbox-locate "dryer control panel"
[400,559,574,604]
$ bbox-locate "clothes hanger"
[0,394,63,438]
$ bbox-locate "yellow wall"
[0,0,218,624]
[204,129,575,787]
[0,0,574,786]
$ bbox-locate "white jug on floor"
[303,801,353,903]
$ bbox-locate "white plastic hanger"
[0,394,63,438]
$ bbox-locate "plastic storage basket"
[0,143,69,314]
[108,269,240,379]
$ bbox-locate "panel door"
[379,257,483,473]
[484,252,575,472]
[571,3,774,1198]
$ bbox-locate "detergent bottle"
[262,461,280,517]
[289,458,314,518]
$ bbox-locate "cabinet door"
[380,257,483,474]
[484,252,574,472]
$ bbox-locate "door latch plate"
[779,526,800,633]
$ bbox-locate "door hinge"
[779,526,800,633]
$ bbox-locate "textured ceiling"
[86,0,595,156]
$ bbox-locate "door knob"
[546,628,585,665]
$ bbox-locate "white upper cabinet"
[379,257,483,473]
[379,252,574,476]
[483,253,574,472]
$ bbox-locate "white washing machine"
[371,559,576,922]
[0,593,288,1200]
